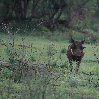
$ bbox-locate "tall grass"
[0,32,99,99]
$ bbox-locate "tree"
[0,0,98,30]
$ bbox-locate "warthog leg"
[69,60,73,72]
[75,61,81,73]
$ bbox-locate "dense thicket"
[0,0,98,31]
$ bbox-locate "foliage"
[0,0,99,98]
[0,0,99,31]
[0,33,99,98]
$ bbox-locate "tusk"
[71,49,74,55]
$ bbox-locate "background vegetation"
[0,0,99,99]
[0,0,99,31]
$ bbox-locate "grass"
[0,33,99,99]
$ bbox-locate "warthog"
[67,38,85,73]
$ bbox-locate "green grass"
[0,33,99,99]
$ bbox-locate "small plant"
[69,76,79,87]
[61,48,66,53]
[60,61,68,68]
[30,55,36,62]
